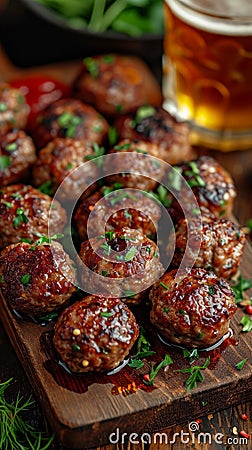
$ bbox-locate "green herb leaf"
[100,311,112,318]
[0,155,11,170]
[235,358,248,370]
[160,281,169,290]
[5,142,17,152]
[21,274,31,285]
[38,180,54,196]
[124,246,137,261]
[240,314,252,332]
[145,354,173,385]
[135,105,155,124]
[232,275,252,304]
[175,356,210,391]
[13,208,29,229]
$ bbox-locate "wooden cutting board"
[1,239,252,449]
[1,45,252,448]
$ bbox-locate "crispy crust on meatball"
[32,138,99,200]
[78,227,164,304]
[31,98,109,149]
[149,268,237,348]
[0,130,36,187]
[104,139,166,191]
[53,295,139,373]
[167,214,245,279]
[73,54,163,117]
[0,184,67,249]
[167,156,237,223]
[0,83,29,135]
[115,107,195,165]
[74,185,161,241]
[0,241,77,316]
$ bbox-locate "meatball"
[149,268,237,348]
[166,156,237,223]
[31,98,109,149]
[0,83,29,135]
[0,130,36,187]
[78,227,164,304]
[74,185,161,241]
[53,295,139,373]
[114,106,195,165]
[167,214,245,279]
[0,184,67,249]
[104,139,166,191]
[73,54,163,117]
[0,241,77,316]
[32,138,100,201]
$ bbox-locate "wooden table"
[0,31,252,450]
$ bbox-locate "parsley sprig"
[231,275,252,304]
[128,327,155,370]
[175,356,210,392]
[144,354,173,386]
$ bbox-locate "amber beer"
[163,0,252,150]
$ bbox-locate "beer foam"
[166,0,252,36]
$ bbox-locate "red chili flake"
[143,373,150,382]
[241,413,248,421]
[196,419,202,424]
[239,430,251,439]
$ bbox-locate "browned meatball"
[32,138,100,200]
[0,83,29,135]
[167,214,245,279]
[104,139,166,191]
[166,156,237,223]
[0,130,36,187]
[31,98,109,149]
[78,227,164,305]
[0,241,77,316]
[53,295,139,373]
[73,54,163,118]
[149,268,237,349]
[74,185,161,241]
[0,184,67,249]
[114,106,195,165]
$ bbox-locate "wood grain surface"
[1,235,252,449]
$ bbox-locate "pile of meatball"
[0,54,244,374]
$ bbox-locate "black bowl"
[0,0,164,80]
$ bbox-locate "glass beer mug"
[163,0,252,151]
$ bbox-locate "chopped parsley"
[100,311,112,318]
[124,246,137,261]
[83,57,99,78]
[38,180,54,196]
[232,275,252,304]
[5,142,17,152]
[128,327,155,370]
[240,315,252,332]
[235,358,248,370]
[0,155,11,170]
[160,281,169,290]
[57,112,83,138]
[175,356,210,391]
[21,274,31,285]
[144,354,173,386]
[13,208,29,229]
